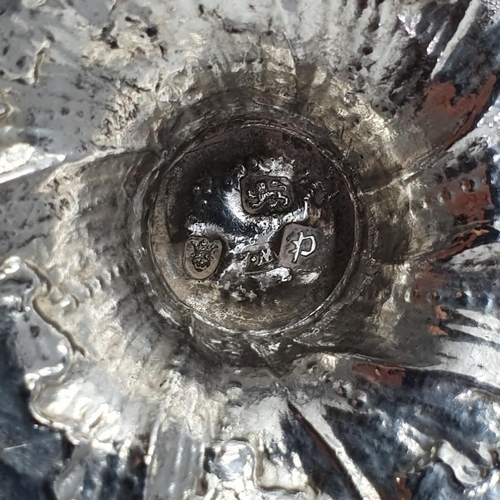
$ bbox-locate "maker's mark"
[245,248,278,275]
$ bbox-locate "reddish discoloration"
[419,74,497,149]
[432,291,447,319]
[491,450,500,467]
[394,475,413,500]
[433,305,447,320]
[440,164,492,224]
[436,228,489,260]
[413,263,447,303]
[428,325,447,336]
[427,293,448,336]
[352,363,406,387]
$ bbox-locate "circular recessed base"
[151,122,359,333]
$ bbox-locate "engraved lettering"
[245,247,278,274]
[259,248,274,266]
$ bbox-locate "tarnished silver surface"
[1,0,500,498]
[151,123,357,336]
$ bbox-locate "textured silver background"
[1,0,500,498]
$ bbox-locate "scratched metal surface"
[1,0,500,498]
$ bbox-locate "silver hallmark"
[241,175,293,215]
[279,224,322,269]
[291,231,317,263]
[245,247,278,274]
[183,236,222,280]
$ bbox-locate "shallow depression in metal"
[151,122,359,332]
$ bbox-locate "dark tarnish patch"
[418,73,497,149]
[351,363,406,387]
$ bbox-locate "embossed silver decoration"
[1,0,500,499]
